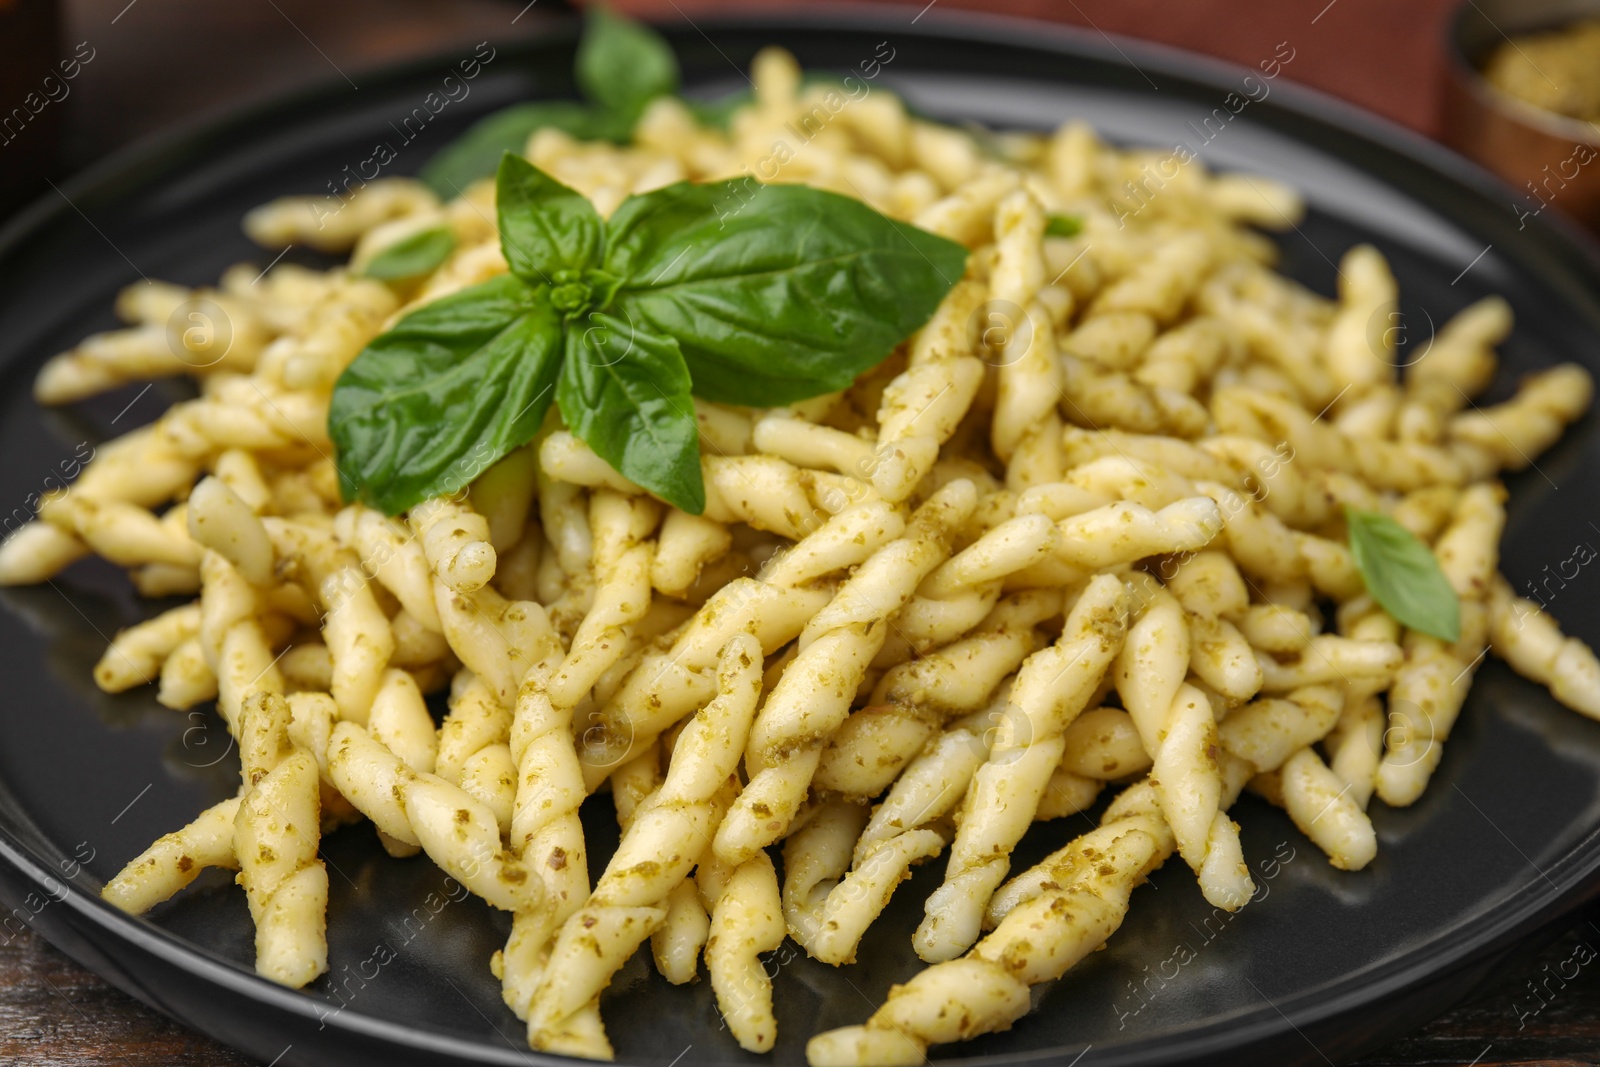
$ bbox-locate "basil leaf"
[558,311,704,513]
[685,89,751,131]
[330,275,562,514]
[1045,214,1083,237]
[1346,506,1461,642]
[576,6,679,121]
[418,101,614,197]
[417,8,677,196]
[497,153,604,281]
[604,179,968,406]
[362,225,455,280]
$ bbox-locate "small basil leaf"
[685,89,751,131]
[576,6,679,121]
[558,311,704,513]
[362,225,455,281]
[497,154,605,282]
[1045,214,1083,237]
[330,275,562,514]
[418,101,611,197]
[1346,506,1462,642]
[605,179,968,407]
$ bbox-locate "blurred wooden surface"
[9,1,1600,1065]
[0,0,62,211]
[7,890,1600,1065]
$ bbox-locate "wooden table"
[6,1,1600,1064]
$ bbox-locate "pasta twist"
[265,519,393,724]
[436,673,517,836]
[807,780,1170,1067]
[1376,484,1501,805]
[498,652,597,1022]
[913,170,1018,247]
[102,796,241,915]
[94,603,201,693]
[234,690,329,988]
[1051,496,1222,570]
[577,578,832,781]
[548,491,659,708]
[786,687,1104,969]
[856,712,993,864]
[651,877,710,986]
[78,424,205,508]
[785,798,941,966]
[700,849,786,1052]
[540,431,831,543]
[35,286,266,403]
[716,480,978,865]
[37,493,200,571]
[257,275,398,392]
[1318,597,1397,809]
[1399,296,1507,440]
[815,589,1059,799]
[327,719,543,911]
[992,703,1331,927]
[989,192,1068,489]
[916,573,1128,961]
[527,636,762,1053]
[579,496,909,779]
[198,551,285,731]
[187,476,275,586]
[410,494,498,594]
[870,278,987,501]
[336,504,443,632]
[651,508,732,597]
[0,521,90,586]
[878,512,1061,658]
[535,476,593,637]
[1449,363,1593,471]
[244,177,439,252]
[1323,244,1396,393]
[1278,746,1377,871]
[1091,231,1212,324]
[1489,576,1600,719]
[1112,580,1250,907]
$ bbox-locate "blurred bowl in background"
[1442,0,1600,232]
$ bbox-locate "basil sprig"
[1346,506,1461,642]
[362,224,456,281]
[418,7,678,196]
[331,155,967,515]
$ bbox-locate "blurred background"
[1,0,1466,220]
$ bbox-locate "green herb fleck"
[1044,214,1083,238]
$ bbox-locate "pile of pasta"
[6,46,1600,1065]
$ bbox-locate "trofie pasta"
[7,10,1600,1062]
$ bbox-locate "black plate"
[4,8,1600,1067]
